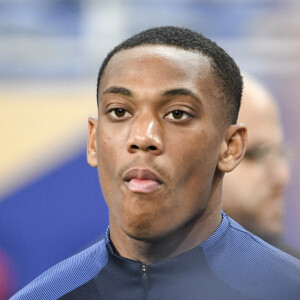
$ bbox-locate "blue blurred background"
[1,0,300,298]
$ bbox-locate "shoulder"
[11,239,108,300]
[203,214,300,299]
[226,215,299,266]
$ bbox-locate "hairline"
[97,43,223,104]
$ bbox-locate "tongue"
[128,179,160,193]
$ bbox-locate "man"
[12,26,299,300]
[222,75,296,252]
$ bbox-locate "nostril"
[148,145,157,151]
[129,144,159,152]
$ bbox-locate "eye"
[107,108,132,119]
[244,147,268,161]
[244,144,293,163]
[165,110,191,120]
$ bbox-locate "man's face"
[91,45,227,241]
[222,84,290,239]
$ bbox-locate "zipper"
[141,264,149,290]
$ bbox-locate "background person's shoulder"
[207,215,300,299]
[226,215,300,275]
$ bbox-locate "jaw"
[107,174,223,264]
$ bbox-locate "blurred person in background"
[222,75,299,257]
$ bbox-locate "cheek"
[165,132,220,200]
[232,161,266,184]
[96,128,123,200]
[239,163,268,189]
[224,163,270,206]
[167,128,220,167]
[97,124,125,169]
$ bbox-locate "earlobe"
[87,116,98,167]
[217,124,247,173]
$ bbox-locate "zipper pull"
[141,264,149,290]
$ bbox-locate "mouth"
[123,168,163,194]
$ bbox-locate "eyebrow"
[163,88,201,105]
[101,86,201,105]
[102,86,132,97]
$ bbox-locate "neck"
[111,210,221,265]
[109,183,223,265]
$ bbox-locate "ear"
[87,116,98,167]
[217,124,247,172]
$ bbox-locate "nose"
[275,158,290,186]
[268,156,290,188]
[126,113,164,155]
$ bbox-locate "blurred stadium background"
[0,0,300,298]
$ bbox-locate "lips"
[123,169,163,194]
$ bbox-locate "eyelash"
[106,108,132,119]
[106,108,192,121]
[165,110,192,120]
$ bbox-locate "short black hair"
[96,26,243,124]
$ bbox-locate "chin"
[123,222,171,243]
[254,222,282,242]
[266,225,283,239]
[126,230,162,243]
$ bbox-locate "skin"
[87,45,247,264]
[222,76,290,240]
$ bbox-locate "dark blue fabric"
[11,213,300,300]
[61,239,246,300]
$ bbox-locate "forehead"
[99,45,215,93]
[239,87,283,146]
